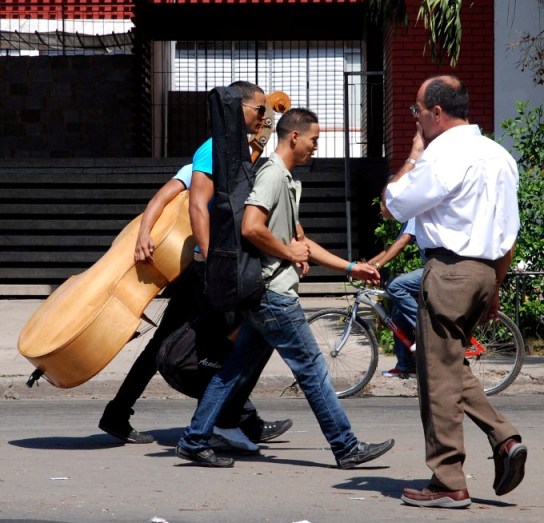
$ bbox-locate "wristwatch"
[405,158,417,166]
[373,261,381,269]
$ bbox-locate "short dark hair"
[276,108,319,139]
[423,76,469,120]
[229,80,265,102]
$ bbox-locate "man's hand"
[381,122,426,219]
[412,121,425,154]
[296,261,310,279]
[288,238,310,264]
[483,289,501,322]
[134,231,155,263]
[350,262,381,286]
[483,245,515,323]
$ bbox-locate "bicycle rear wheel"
[468,310,525,395]
[307,308,379,398]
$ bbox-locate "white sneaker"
[212,426,259,452]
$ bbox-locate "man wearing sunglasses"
[187,81,294,449]
[99,81,292,452]
[189,82,267,263]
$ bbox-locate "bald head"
[421,75,469,121]
[413,75,469,144]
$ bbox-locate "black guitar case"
[205,86,264,312]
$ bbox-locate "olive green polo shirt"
[245,152,302,297]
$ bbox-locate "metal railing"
[503,271,544,345]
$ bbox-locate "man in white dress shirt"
[381,75,527,509]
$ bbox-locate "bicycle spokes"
[466,312,525,395]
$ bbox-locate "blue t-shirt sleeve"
[173,163,193,189]
[192,138,213,176]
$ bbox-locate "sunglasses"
[242,103,266,117]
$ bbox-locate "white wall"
[495,0,544,153]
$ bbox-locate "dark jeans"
[179,291,358,459]
[386,267,423,371]
[104,261,268,439]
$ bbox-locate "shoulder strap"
[283,175,297,239]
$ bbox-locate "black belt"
[424,248,496,268]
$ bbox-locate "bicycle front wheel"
[307,308,379,398]
[468,310,525,396]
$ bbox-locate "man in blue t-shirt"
[187,81,293,446]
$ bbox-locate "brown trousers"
[416,255,519,491]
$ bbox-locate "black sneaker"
[176,445,235,467]
[336,439,395,469]
[255,419,293,443]
[98,417,154,444]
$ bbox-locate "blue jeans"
[178,290,359,459]
[386,268,423,372]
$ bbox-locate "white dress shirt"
[385,124,520,260]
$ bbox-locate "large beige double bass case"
[18,192,195,388]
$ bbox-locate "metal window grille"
[1,15,382,159]
[170,40,369,158]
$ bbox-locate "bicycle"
[304,286,525,398]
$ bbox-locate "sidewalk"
[0,296,349,399]
[1,296,543,400]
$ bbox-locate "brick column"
[383,0,494,173]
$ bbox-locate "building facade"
[0,0,501,168]
[0,0,541,295]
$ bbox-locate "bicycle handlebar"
[354,286,389,310]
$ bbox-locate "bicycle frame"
[306,284,524,397]
[357,287,484,357]
[357,288,413,350]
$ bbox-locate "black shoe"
[98,417,154,444]
[255,419,293,443]
[336,439,395,469]
[176,445,235,467]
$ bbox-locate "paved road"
[1,396,542,523]
[1,298,544,522]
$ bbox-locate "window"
[172,40,372,158]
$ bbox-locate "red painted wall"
[383,0,494,173]
[0,0,132,19]
[0,0,364,19]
